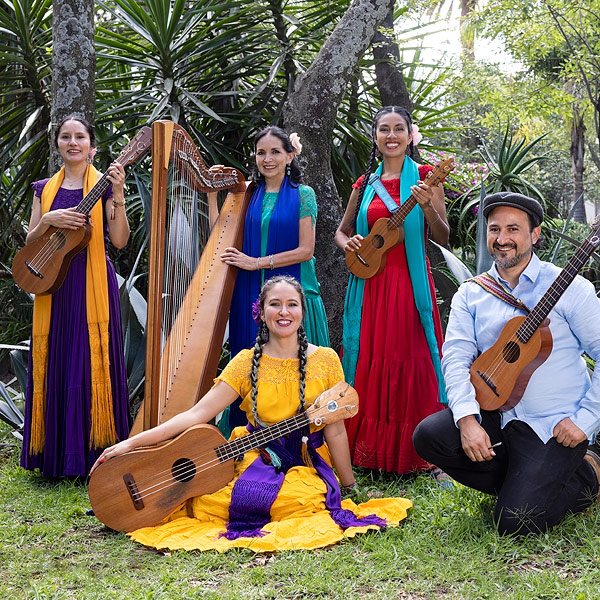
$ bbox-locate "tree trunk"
[460,0,477,60]
[283,0,391,349]
[50,0,96,171]
[571,105,586,222]
[372,0,412,110]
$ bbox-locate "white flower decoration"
[289,132,302,155]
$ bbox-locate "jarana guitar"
[12,126,152,295]
[471,217,600,411]
[345,158,455,279]
[88,382,358,532]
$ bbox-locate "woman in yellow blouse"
[91,276,410,552]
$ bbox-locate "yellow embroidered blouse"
[216,346,344,430]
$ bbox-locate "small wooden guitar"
[88,382,358,532]
[12,126,153,295]
[345,158,455,279]
[471,217,600,411]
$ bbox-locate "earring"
[286,163,291,177]
[260,321,269,343]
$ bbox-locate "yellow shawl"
[30,165,117,454]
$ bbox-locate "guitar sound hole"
[50,231,66,249]
[372,235,384,249]
[172,458,196,482]
[502,341,521,364]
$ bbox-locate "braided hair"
[352,106,415,230]
[251,126,303,184]
[249,275,308,428]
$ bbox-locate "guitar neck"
[388,195,416,229]
[385,162,451,230]
[214,412,311,462]
[73,172,112,215]
[518,228,600,342]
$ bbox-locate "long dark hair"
[53,114,96,149]
[352,106,414,230]
[249,276,308,428]
[251,126,303,185]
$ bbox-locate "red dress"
[345,166,445,473]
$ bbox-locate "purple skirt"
[20,249,131,477]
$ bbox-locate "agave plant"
[451,124,549,260]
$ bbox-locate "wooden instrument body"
[12,223,92,294]
[90,382,359,532]
[470,316,553,411]
[88,424,232,532]
[344,218,404,279]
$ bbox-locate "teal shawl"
[341,158,447,404]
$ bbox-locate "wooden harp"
[130,120,249,435]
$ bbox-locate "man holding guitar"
[414,191,600,535]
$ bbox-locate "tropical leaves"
[0,0,52,247]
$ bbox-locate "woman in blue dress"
[216,126,330,431]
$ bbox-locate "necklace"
[62,179,83,189]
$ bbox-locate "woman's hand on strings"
[344,234,363,253]
[411,181,436,209]
[106,161,126,195]
[220,247,257,271]
[42,207,88,230]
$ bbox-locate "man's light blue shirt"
[442,253,600,442]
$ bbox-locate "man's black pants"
[413,409,598,535]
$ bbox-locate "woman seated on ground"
[91,276,411,552]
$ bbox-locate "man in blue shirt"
[413,191,600,535]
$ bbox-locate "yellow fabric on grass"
[129,347,412,552]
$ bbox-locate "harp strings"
[158,130,212,417]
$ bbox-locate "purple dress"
[20,180,131,477]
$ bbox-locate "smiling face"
[255,133,294,185]
[374,112,412,159]
[56,119,92,166]
[261,281,304,340]
[487,206,540,273]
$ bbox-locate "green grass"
[1,421,599,600]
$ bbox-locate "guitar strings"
[24,174,111,273]
[123,413,311,503]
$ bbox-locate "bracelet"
[341,481,357,492]
[112,199,125,207]
[256,256,261,270]
[269,254,274,270]
[429,213,441,227]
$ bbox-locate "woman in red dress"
[335,106,449,473]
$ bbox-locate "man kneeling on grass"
[413,191,600,536]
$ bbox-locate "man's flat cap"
[482,191,544,227]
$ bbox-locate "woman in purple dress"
[20,115,131,477]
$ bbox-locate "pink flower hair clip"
[411,124,423,147]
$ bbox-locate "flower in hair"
[251,299,262,325]
[411,124,423,147]
[289,132,302,155]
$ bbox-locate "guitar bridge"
[355,253,369,267]
[25,261,43,279]
[123,473,144,511]
[476,370,500,397]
